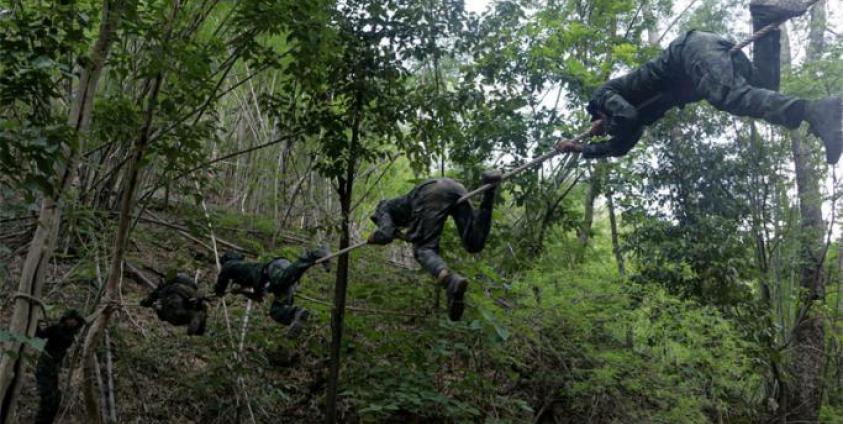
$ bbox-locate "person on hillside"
[368,170,502,321]
[141,273,208,336]
[215,248,330,337]
[556,0,843,163]
[264,247,331,338]
[34,310,84,424]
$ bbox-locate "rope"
[730,21,781,53]
[457,144,579,203]
[314,240,369,264]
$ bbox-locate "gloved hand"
[367,229,395,245]
[480,169,503,185]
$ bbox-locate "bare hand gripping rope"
[315,3,817,265]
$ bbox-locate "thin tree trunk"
[785,3,827,419]
[325,174,353,424]
[577,12,616,256]
[82,73,164,424]
[0,2,122,421]
[326,96,362,424]
[607,188,624,278]
[578,164,601,257]
[93,354,107,423]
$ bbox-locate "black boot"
[481,169,503,186]
[806,97,843,164]
[444,273,469,321]
[270,300,296,325]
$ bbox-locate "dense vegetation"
[1,0,842,422]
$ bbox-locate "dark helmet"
[59,310,85,331]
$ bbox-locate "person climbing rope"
[265,247,331,338]
[215,248,331,337]
[556,0,843,163]
[368,170,502,321]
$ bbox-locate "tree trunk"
[606,188,624,278]
[326,98,362,424]
[82,73,163,424]
[325,174,352,424]
[578,163,603,258]
[0,2,122,421]
[785,3,827,420]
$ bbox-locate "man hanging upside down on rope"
[368,170,502,321]
[556,0,843,163]
[215,248,330,337]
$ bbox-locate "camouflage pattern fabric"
[370,178,496,278]
[583,30,806,158]
[265,249,324,325]
[141,275,207,335]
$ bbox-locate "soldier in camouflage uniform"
[368,170,502,321]
[215,248,329,336]
[141,273,208,336]
[557,0,843,164]
[34,310,84,424]
[215,251,268,302]
[264,247,330,338]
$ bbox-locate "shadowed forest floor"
[1,201,779,423]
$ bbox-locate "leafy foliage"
[0,2,92,196]
[2,0,843,422]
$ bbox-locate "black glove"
[368,229,395,245]
[481,170,503,185]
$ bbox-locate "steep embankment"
[1,205,760,423]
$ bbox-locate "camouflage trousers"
[682,31,804,129]
[266,257,313,325]
[411,180,495,278]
